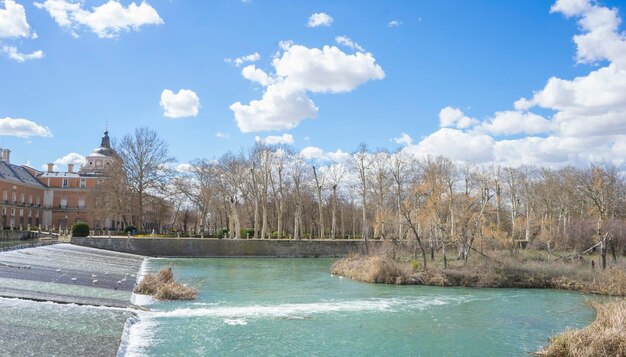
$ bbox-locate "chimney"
[1,149,10,164]
[47,163,54,173]
[67,163,74,173]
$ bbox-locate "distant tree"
[116,127,175,233]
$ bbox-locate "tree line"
[89,127,626,265]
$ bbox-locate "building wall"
[0,180,44,228]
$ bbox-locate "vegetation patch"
[134,265,197,300]
[331,250,626,296]
[71,223,90,237]
[535,301,626,357]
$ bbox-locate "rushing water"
[126,258,596,356]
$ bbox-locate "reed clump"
[134,265,197,300]
[535,301,626,357]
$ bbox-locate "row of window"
[1,207,39,218]
[61,178,87,188]
[2,191,40,206]
[59,198,86,209]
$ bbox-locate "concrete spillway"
[0,244,144,356]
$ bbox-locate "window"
[89,160,93,166]
[20,193,24,204]
[19,209,23,217]
[35,210,39,218]
[62,178,68,188]
[2,191,6,202]
[28,195,33,205]
[12,192,16,203]
[10,208,15,216]
[80,179,86,188]
[1,208,5,215]
[36,197,40,205]
[78,198,85,209]
[60,198,67,208]
[27,210,31,217]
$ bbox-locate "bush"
[71,222,90,237]
[124,226,137,234]
[240,228,254,238]
[134,265,197,300]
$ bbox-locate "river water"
[125,258,595,357]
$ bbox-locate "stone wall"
[70,237,385,257]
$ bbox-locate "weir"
[0,244,145,356]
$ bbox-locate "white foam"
[224,318,248,325]
[152,298,425,319]
[130,259,153,306]
[120,313,157,357]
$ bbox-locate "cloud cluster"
[300,146,350,163]
[231,42,384,132]
[160,89,200,119]
[255,133,294,145]
[335,36,364,52]
[225,52,260,67]
[2,46,43,62]
[54,152,85,167]
[0,0,42,62]
[34,0,163,38]
[398,0,626,169]
[0,117,52,138]
[307,12,333,27]
[0,0,33,38]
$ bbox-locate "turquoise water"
[127,258,595,357]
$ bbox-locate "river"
[124,258,595,356]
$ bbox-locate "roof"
[0,161,46,188]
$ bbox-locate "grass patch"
[535,300,626,357]
[331,249,626,296]
[134,265,197,300]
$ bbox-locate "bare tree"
[116,127,175,233]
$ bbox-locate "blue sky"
[1,0,626,170]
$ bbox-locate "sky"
[1,0,626,171]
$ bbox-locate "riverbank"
[330,252,626,296]
[535,300,626,357]
[0,244,144,356]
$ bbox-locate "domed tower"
[80,130,115,174]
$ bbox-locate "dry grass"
[535,300,626,357]
[134,265,197,300]
[331,250,626,296]
[330,254,411,284]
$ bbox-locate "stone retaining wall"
[70,237,384,257]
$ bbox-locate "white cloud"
[2,46,44,62]
[396,0,626,169]
[34,0,163,38]
[231,42,384,132]
[215,132,229,139]
[160,89,200,119]
[404,128,495,163]
[0,0,33,38]
[478,111,553,136]
[255,133,294,145]
[0,117,52,137]
[54,152,85,167]
[307,12,333,27]
[335,36,365,52]
[438,106,479,129]
[225,52,260,67]
[388,20,403,28]
[242,65,272,86]
[299,146,350,162]
[392,133,413,146]
[176,163,192,172]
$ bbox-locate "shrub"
[124,226,137,234]
[71,222,90,237]
[240,228,254,238]
[134,265,197,300]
